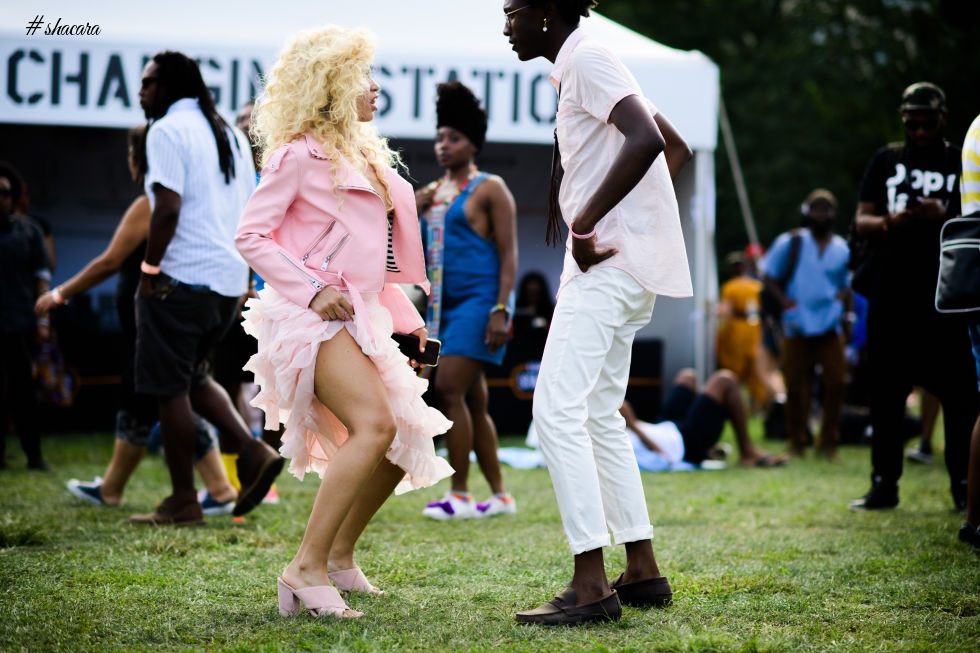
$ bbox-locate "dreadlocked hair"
[151,51,238,185]
[128,124,148,186]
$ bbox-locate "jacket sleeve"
[236,145,321,310]
[380,284,425,335]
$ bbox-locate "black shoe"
[516,587,621,626]
[953,484,968,513]
[27,459,51,471]
[849,484,898,511]
[609,573,672,608]
[957,522,980,550]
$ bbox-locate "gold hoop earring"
[542,18,548,32]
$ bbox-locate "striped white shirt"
[145,98,256,297]
[962,113,980,216]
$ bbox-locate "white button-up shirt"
[550,30,692,298]
[145,98,255,297]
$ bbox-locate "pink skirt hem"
[242,287,453,494]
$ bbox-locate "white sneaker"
[476,494,517,518]
[66,477,107,506]
[197,489,235,516]
[905,447,934,464]
[422,492,477,520]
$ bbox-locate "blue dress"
[429,174,510,366]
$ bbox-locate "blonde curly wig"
[252,25,403,201]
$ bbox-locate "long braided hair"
[150,51,238,184]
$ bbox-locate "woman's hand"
[35,292,57,317]
[415,182,438,214]
[485,310,509,353]
[406,326,429,369]
[309,286,355,321]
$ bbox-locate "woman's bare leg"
[281,329,397,591]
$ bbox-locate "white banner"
[0,36,559,144]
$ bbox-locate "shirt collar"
[165,97,200,116]
[549,28,588,92]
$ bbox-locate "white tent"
[0,0,719,382]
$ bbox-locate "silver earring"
[542,18,548,32]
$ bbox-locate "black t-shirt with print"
[858,139,961,314]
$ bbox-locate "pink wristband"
[570,225,596,240]
[140,261,161,275]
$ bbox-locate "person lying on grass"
[621,368,789,472]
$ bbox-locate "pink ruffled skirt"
[242,286,453,494]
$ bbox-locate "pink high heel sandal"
[328,567,386,597]
[277,577,363,619]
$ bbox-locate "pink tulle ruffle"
[242,287,453,494]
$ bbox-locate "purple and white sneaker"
[476,494,517,518]
[422,492,476,520]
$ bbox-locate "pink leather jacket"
[235,134,428,341]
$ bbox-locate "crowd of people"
[713,81,980,542]
[3,0,978,631]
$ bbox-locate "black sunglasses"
[903,117,939,132]
[140,77,159,90]
[0,188,12,197]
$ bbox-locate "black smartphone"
[391,333,441,366]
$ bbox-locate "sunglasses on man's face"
[0,188,12,198]
[903,117,940,132]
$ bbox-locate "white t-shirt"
[628,419,685,465]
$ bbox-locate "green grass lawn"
[2,424,978,652]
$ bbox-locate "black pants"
[867,311,978,498]
[0,331,43,465]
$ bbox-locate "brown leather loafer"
[129,492,204,526]
[234,439,284,517]
[609,573,672,607]
[515,587,621,626]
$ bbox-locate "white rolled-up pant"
[532,266,657,554]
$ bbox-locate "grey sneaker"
[905,447,934,464]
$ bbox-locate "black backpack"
[759,231,803,323]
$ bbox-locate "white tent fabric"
[0,0,719,381]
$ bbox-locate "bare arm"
[140,184,181,296]
[856,197,949,237]
[653,111,692,181]
[484,175,519,352]
[36,195,150,316]
[569,94,666,271]
[570,94,665,235]
[619,400,664,454]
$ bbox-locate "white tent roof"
[0,0,718,149]
[1,0,720,381]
